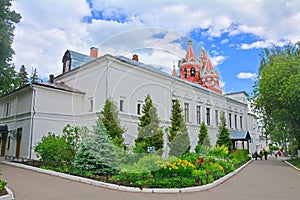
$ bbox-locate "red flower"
[198,158,204,166]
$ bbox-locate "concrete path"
[1,156,299,200]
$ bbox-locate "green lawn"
[287,158,300,169]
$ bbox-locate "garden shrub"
[232,149,249,161]
[209,145,230,158]
[34,132,74,168]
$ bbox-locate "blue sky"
[11,0,300,96]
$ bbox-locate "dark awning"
[0,125,8,133]
[230,130,251,141]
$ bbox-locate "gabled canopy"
[230,130,251,141]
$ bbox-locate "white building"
[0,42,260,159]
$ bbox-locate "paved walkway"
[1,156,299,200]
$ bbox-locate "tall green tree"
[195,121,211,153]
[253,42,300,154]
[100,98,125,149]
[168,99,190,157]
[216,111,231,150]
[15,65,29,88]
[134,95,163,154]
[73,118,118,175]
[0,0,21,95]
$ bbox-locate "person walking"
[259,150,263,160]
[263,149,268,160]
[254,151,258,160]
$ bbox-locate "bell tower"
[177,37,223,94]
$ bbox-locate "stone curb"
[1,160,252,193]
[283,160,300,172]
[0,187,14,200]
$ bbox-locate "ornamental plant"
[134,95,164,154]
[34,132,74,168]
[168,99,190,157]
[154,159,196,177]
[72,118,119,175]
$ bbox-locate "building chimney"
[49,74,54,83]
[90,47,98,58]
[132,54,138,61]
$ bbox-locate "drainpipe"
[105,55,109,100]
[29,83,36,159]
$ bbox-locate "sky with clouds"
[11,0,300,95]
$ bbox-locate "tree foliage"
[100,97,125,149]
[168,99,190,157]
[253,42,300,152]
[0,0,21,95]
[34,124,88,168]
[134,95,163,154]
[216,111,231,150]
[34,132,74,167]
[73,118,119,175]
[195,121,211,153]
[15,65,29,88]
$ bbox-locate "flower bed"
[6,147,250,189]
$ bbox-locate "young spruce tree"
[216,111,232,150]
[168,99,190,157]
[195,121,211,153]
[100,98,125,149]
[134,95,163,154]
[73,117,118,175]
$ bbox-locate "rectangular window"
[196,105,201,124]
[215,110,219,126]
[240,116,243,129]
[137,103,141,115]
[184,103,189,122]
[206,108,210,125]
[4,102,11,116]
[234,115,237,129]
[89,99,93,112]
[229,113,232,128]
[120,100,124,112]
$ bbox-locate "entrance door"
[16,135,22,157]
[1,133,7,156]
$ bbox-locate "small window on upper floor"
[137,103,142,115]
[4,102,11,117]
[120,99,124,112]
[184,68,187,78]
[190,67,196,77]
[88,97,93,112]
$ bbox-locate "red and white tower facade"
[174,38,223,94]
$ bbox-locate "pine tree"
[216,111,232,150]
[195,121,211,153]
[30,68,39,83]
[100,98,125,149]
[134,95,163,154]
[168,99,190,157]
[15,65,29,88]
[73,118,118,175]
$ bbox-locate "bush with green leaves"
[34,132,74,167]
[232,149,250,161]
[72,118,119,175]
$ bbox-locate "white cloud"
[211,55,226,66]
[10,0,300,80]
[221,39,229,45]
[237,72,257,80]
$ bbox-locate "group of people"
[253,149,268,160]
[253,149,282,160]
